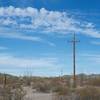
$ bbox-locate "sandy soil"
[23,86,54,100]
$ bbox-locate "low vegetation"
[0,73,100,100]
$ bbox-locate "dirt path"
[30,93,53,100]
[23,86,54,100]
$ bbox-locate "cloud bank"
[0,6,100,38]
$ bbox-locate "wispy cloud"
[79,53,100,64]
[91,41,100,45]
[0,46,8,50]
[0,54,59,68]
[0,28,42,42]
[86,54,100,64]
[0,28,55,46]
[0,6,100,38]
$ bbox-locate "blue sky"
[0,0,100,76]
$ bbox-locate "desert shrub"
[0,87,12,100]
[54,86,70,95]
[0,86,25,100]
[11,88,25,100]
[36,83,51,93]
[76,86,100,100]
[87,78,100,86]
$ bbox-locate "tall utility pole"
[3,74,7,100]
[69,33,79,88]
[3,74,7,89]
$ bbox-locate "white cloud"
[0,54,59,68]
[0,6,38,17]
[0,6,100,38]
[0,18,17,26]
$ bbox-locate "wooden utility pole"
[3,74,7,88]
[3,74,7,100]
[69,33,79,88]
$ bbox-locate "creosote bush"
[54,86,70,95]
[76,86,100,100]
